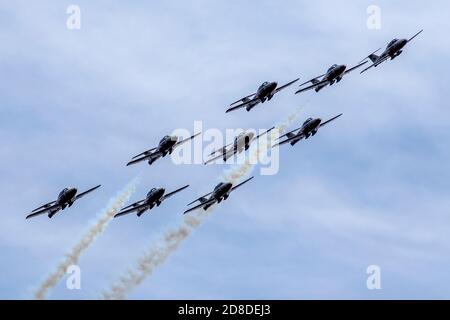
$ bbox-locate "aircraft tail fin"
[360,48,381,64]
[286,132,296,139]
[368,53,380,63]
[284,132,300,146]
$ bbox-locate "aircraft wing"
[344,61,368,74]
[408,29,423,42]
[295,78,330,94]
[273,133,305,147]
[26,203,60,219]
[126,150,163,166]
[274,78,300,93]
[183,198,217,215]
[75,185,101,200]
[114,202,148,218]
[256,126,276,140]
[174,132,201,148]
[226,97,260,113]
[320,113,343,127]
[231,176,254,191]
[162,185,190,201]
[131,147,157,159]
[30,200,56,213]
[230,92,256,106]
[119,199,146,211]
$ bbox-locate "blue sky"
[1,0,450,299]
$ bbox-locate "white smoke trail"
[33,178,139,300]
[100,106,305,300]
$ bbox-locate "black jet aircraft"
[360,29,423,74]
[226,78,299,113]
[25,185,101,219]
[114,185,189,218]
[183,176,254,214]
[295,62,367,94]
[204,127,274,164]
[273,114,342,147]
[127,133,201,166]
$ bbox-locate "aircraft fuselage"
[212,182,233,201]
[256,81,278,102]
[158,135,178,155]
[57,187,78,208]
[325,64,347,82]
[377,38,408,63]
[145,187,166,205]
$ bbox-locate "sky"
[1,0,450,299]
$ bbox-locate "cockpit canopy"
[147,188,157,197]
[387,39,398,48]
[160,135,171,144]
[58,188,68,198]
[259,81,269,89]
[214,183,224,191]
[303,117,313,125]
[327,64,338,72]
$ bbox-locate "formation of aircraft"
[25,185,101,219]
[359,29,423,74]
[274,114,343,147]
[114,185,189,218]
[26,30,423,219]
[184,177,254,214]
[204,127,274,164]
[127,133,201,166]
[226,78,299,113]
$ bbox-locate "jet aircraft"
[204,127,275,164]
[295,62,367,94]
[226,78,299,113]
[273,114,343,147]
[359,29,423,74]
[114,185,189,218]
[184,177,254,214]
[127,133,201,166]
[25,185,101,219]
